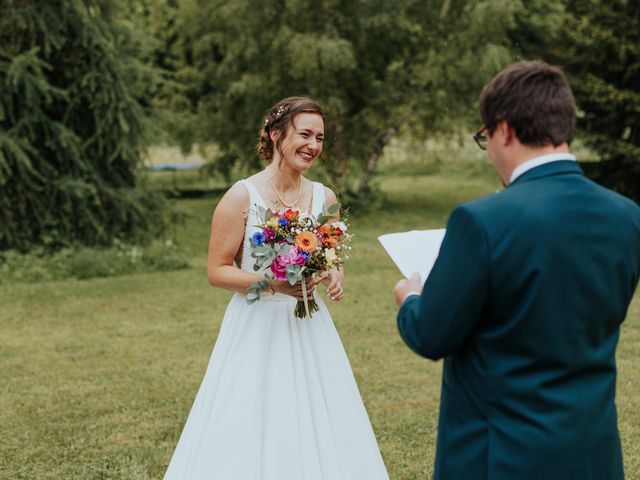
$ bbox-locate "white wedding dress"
[163,180,389,480]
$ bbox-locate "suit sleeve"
[397,205,490,360]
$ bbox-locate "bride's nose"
[307,140,321,152]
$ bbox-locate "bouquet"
[247,203,352,318]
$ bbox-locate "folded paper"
[378,229,446,284]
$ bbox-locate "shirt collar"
[509,153,577,184]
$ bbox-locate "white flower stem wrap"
[301,276,310,318]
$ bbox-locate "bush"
[0,1,165,251]
[0,240,190,284]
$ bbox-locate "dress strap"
[236,180,270,230]
[235,179,250,199]
[236,179,267,208]
[311,182,326,217]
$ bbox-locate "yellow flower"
[324,248,338,264]
[295,231,319,252]
[266,217,279,229]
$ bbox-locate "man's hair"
[480,60,576,147]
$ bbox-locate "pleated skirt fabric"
[163,293,389,480]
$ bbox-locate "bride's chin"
[292,160,314,172]
[297,156,317,169]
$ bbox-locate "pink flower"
[270,246,305,280]
[263,228,276,243]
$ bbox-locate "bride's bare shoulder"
[324,186,338,206]
[214,181,250,218]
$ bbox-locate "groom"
[393,60,640,479]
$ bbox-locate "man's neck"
[502,143,571,183]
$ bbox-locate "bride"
[163,96,389,479]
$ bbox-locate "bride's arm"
[207,183,260,294]
[207,183,316,299]
[322,187,345,302]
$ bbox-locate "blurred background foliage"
[511,0,640,202]
[0,0,168,253]
[1,0,638,259]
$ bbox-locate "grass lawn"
[1,170,638,479]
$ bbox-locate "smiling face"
[273,112,325,172]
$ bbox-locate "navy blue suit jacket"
[398,161,640,479]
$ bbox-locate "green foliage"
[155,0,520,204]
[0,239,190,283]
[0,0,166,251]
[247,276,270,303]
[512,0,640,202]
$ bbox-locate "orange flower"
[317,224,332,236]
[324,236,338,248]
[284,209,299,220]
[294,231,318,252]
[318,224,339,247]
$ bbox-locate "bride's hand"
[320,268,344,302]
[271,278,315,301]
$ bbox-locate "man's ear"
[505,122,518,146]
[496,120,516,146]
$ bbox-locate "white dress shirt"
[509,152,576,184]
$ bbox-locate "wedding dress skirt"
[164,180,388,479]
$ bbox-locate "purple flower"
[278,217,289,227]
[251,231,265,246]
[263,228,276,243]
[301,251,310,261]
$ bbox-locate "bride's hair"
[256,96,326,162]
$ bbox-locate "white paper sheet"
[378,229,446,283]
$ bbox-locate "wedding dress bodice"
[236,179,326,273]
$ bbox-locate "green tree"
[166,0,520,202]
[0,0,165,252]
[512,0,640,202]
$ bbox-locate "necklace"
[267,172,302,208]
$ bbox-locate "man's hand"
[393,272,423,307]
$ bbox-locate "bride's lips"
[297,150,316,162]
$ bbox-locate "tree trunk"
[427,0,452,62]
[331,117,350,179]
[439,0,451,19]
[357,126,397,195]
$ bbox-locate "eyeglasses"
[473,127,488,150]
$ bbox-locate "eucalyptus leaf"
[247,276,271,304]
[286,264,302,285]
[252,245,268,254]
[257,205,267,221]
[265,209,275,221]
[286,263,301,274]
[275,243,291,255]
[327,203,340,215]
